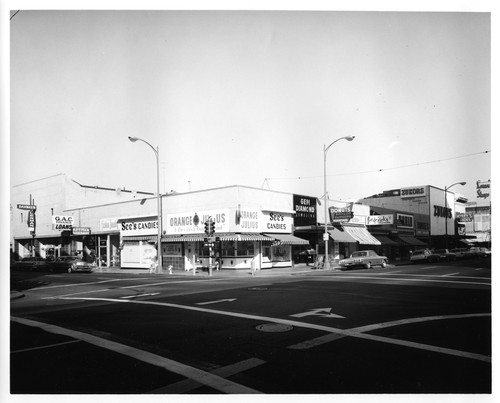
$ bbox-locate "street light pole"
[128,136,163,274]
[444,181,466,250]
[323,136,355,270]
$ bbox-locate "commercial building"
[11,176,489,270]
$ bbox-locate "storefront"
[162,205,310,271]
[119,215,159,269]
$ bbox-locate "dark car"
[339,250,388,270]
[433,249,456,262]
[11,257,48,272]
[48,256,95,273]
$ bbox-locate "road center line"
[11,339,81,354]
[52,297,491,363]
[10,316,261,394]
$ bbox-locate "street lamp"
[128,136,162,274]
[323,136,355,270]
[444,181,466,250]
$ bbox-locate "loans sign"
[52,215,74,230]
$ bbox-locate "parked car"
[11,257,48,272]
[433,249,456,262]
[409,249,440,263]
[450,248,473,259]
[48,256,95,273]
[339,250,388,270]
[468,247,489,258]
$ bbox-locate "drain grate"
[256,323,293,333]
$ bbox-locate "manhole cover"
[256,323,293,333]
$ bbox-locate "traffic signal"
[204,220,210,236]
[210,220,215,235]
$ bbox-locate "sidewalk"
[93,262,341,277]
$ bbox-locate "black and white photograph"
[2,0,495,401]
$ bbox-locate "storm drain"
[256,323,294,333]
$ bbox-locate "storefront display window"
[237,241,254,257]
[272,245,291,262]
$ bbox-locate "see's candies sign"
[52,215,74,230]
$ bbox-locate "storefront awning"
[398,236,427,247]
[162,234,206,242]
[372,235,400,246]
[122,235,158,242]
[264,233,310,245]
[218,233,273,242]
[162,233,274,242]
[328,227,358,243]
[343,226,381,245]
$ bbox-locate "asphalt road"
[10,259,492,395]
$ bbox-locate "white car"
[410,249,440,263]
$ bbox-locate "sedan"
[48,256,96,273]
[339,250,388,270]
[410,249,440,263]
[433,249,456,262]
[11,257,48,272]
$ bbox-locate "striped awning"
[264,233,310,246]
[122,235,158,242]
[328,227,357,243]
[162,233,273,242]
[343,226,381,245]
[162,234,206,242]
[218,233,273,242]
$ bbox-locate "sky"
[4,2,494,205]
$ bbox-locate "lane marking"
[196,298,237,305]
[42,278,226,299]
[150,357,266,394]
[10,316,261,394]
[32,277,225,292]
[442,272,460,277]
[51,297,491,363]
[288,313,490,350]
[305,275,490,286]
[11,339,81,354]
[290,307,345,319]
[121,293,160,299]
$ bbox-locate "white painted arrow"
[196,298,237,305]
[290,308,345,319]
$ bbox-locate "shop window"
[237,241,254,257]
[221,241,236,257]
[272,245,291,262]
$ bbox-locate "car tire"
[381,260,387,268]
[365,262,371,269]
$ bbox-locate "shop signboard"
[260,211,293,233]
[396,213,414,229]
[476,180,490,200]
[293,194,317,226]
[400,186,427,199]
[166,209,229,234]
[329,203,354,223]
[52,215,74,230]
[72,227,91,235]
[366,214,394,226]
[120,218,159,236]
